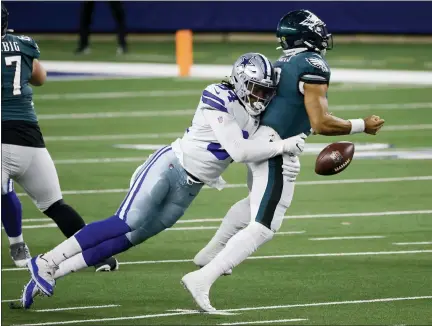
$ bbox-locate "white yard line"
[33,83,432,102]
[37,103,432,120]
[2,299,19,303]
[38,110,195,120]
[35,304,120,312]
[13,295,432,326]
[393,241,432,246]
[309,235,386,241]
[44,133,182,142]
[35,89,200,101]
[3,250,432,272]
[19,210,432,229]
[13,311,200,326]
[54,157,148,164]
[222,295,432,313]
[167,309,237,316]
[384,124,432,131]
[15,176,432,197]
[43,124,432,142]
[219,319,308,325]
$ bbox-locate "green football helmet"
[276,9,333,54]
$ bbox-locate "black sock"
[43,199,86,238]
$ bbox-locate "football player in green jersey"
[1,4,117,271]
[182,9,385,312]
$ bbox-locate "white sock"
[9,235,24,245]
[194,197,251,267]
[43,236,82,267]
[54,253,88,280]
[199,222,274,285]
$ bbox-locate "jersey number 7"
[4,55,22,95]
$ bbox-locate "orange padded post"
[176,29,193,77]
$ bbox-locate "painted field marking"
[384,124,432,131]
[309,235,386,241]
[35,304,120,312]
[219,318,308,325]
[3,250,432,272]
[13,295,432,326]
[54,157,148,164]
[2,299,19,303]
[393,241,432,246]
[34,83,432,101]
[277,231,306,235]
[42,123,432,142]
[37,102,432,120]
[44,133,182,142]
[221,295,432,313]
[35,89,200,101]
[13,311,200,326]
[22,209,432,224]
[168,309,237,316]
[15,176,432,197]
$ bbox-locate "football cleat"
[21,279,41,309]
[28,255,56,297]
[95,256,119,272]
[10,242,31,268]
[181,271,216,312]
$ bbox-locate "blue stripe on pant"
[116,146,170,221]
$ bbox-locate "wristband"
[349,119,365,134]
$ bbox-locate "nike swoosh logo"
[214,88,220,95]
[296,144,303,152]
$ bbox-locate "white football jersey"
[171,83,259,189]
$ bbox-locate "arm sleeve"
[203,109,285,163]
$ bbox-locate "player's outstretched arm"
[304,83,385,136]
[29,59,47,86]
[203,109,304,162]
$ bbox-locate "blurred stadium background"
[2,1,432,325]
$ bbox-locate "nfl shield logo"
[218,116,223,123]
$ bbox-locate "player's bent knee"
[38,194,63,212]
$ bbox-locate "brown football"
[315,141,355,176]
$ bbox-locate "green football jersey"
[261,50,331,139]
[1,34,40,122]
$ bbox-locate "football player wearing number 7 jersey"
[182,9,385,312]
[20,52,306,309]
[1,3,117,271]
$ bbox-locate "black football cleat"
[94,257,119,272]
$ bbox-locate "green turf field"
[2,40,432,325]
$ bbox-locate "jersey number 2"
[4,56,22,95]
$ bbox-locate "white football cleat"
[28,255,57,297]
[181,271,216,312]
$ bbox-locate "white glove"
[282,133,306,156]
[282,156,300,182]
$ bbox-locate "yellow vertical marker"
[176,29,193,77]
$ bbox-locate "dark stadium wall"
[3,1,430,34]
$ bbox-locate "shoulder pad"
[16,35,40,58]
[297,52,330,84]
[200,84,231,113]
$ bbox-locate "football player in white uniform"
[19,52,306,309]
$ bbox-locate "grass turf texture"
[2,42,432,325]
